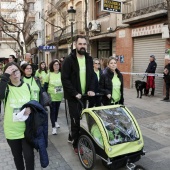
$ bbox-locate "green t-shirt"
[4,83,31,139]
[35,70,48,86]
[23,76,40,101]
[112,74,121,103]
[44,72,63,101]
[94,70,100,81]
[77,56,86,94]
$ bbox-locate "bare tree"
[0,0,35,56]
[42,3,69,58]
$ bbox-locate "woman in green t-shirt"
[99,57,124,105]
[21,63,42,103]
[35,61,48,87]
[0,62,34,170]
[44,60,63,135]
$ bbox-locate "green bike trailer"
[77,105,145,170]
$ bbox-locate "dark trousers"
[50,101,61,128]
[166,83,170,98]
[0,100,1,113]
[88,96,101,108]
[67,99,86,148]
[7,138,34,170]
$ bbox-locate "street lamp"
[67,6,76,51]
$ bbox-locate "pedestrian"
[88,58,102,107]
[35,61,48,87]
[20,53,37,75]
[145,55,157,96]
[21,63,43,103]
[100,57,108,74]
[0,62,34,170]
[44,60,63,135]
[99,57,124,105]
[8,55,17,63]
[61,34,95,154]
[163,58,170,100]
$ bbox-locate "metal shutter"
[132,35,165,95]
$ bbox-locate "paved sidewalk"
[0,108,71,170]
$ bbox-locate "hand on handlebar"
[107,94,111,99]
[76,93,82,99]
[87,91,95,96]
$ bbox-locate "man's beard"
[77,48,86,55]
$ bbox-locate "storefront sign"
[38,46,56,51]
[132,24,163,37]
[101,0,122,13]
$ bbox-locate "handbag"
[42,91,51,106]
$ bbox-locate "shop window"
[95,0,110,19]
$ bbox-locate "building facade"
[118,0,168,94]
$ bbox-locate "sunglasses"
[94,63,100,65]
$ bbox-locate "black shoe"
[68,134,73,144]
[163,97,169,100]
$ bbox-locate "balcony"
[55,0,68,8]
[27,13,35,22]
[26,0,35,3]
[122,2,167,24]
[47,8,56,17]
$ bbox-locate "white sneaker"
[52,128,57,135]
[55,122,60,128]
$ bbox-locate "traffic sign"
[38,45,56,51]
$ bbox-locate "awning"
[89,32,116,40]
[58,44,69,49]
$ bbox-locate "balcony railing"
[122,2,167,23]
[55,0,68,8]
[26,0,35,3]
[47,8,56,17]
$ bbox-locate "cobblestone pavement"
[0,113,72,170]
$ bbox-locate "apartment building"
[24,0,45,65]
[43,0,86,64]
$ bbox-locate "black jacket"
[94,69,102,93]
[99,67,124,105]
[21,100,49,168]
[164,63,170,84]
[61,49,95,100]
[146,61,157,73]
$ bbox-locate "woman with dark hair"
[0,62,34,170]
[21,63,42,103]
[9,55,17,63]
[35,61,48,87]
[99,57,124,106]
[44,60,63,135]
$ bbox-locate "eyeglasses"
[94,63,100,65]
[25,68,32,70]
[12,69,20,75]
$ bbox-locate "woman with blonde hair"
[99,57,124,105]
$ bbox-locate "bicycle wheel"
[78,135,96,170]
[134,165,145,170]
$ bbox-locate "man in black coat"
[163,58,170,100]
[61,35,95,154]
[145,55,157,96]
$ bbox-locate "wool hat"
[150,55,156,60]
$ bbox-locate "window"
[95,0,110,19]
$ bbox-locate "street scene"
[0,88,170,170]
[1,0,170,170]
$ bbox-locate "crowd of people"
[0,34,170,169]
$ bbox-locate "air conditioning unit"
[88,20,101,32]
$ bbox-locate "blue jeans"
[49,101,61,128]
